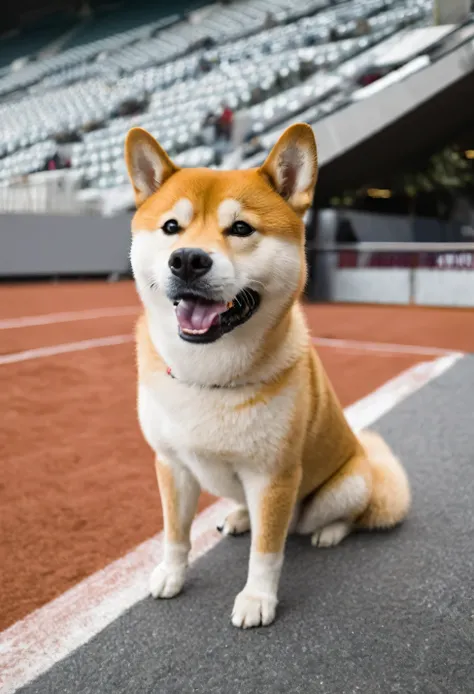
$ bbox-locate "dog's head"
[126,123,317,383]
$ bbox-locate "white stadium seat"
[0,0,469,211]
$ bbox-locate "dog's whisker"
[243,289,253,312]
[247,278,265,291]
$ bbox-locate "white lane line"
[0,499,234,694]
[0,335,134,366]
[0,306,138,330]
[312,336,457,358]
[0,332,458,369]
[0,352,464,693]
[345,352,463,432]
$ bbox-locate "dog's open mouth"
[173,288,260,344]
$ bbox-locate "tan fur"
[135,313,166,382]
[255,397,308,554]
[155,458,183,543]
[311,454,373,519]
[234,362,296,411]
[257,464,302,553]
[298,349,364,499]
[357,431,411,529]
[126,123,411,627]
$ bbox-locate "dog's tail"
[356,430,411,529]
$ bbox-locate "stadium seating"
[0,0,470,212]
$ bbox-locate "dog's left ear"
[259,123,318,215]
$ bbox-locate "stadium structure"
[1,0,474,304]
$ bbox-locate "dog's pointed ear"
[125,128,179,207]
[259,123,318,215]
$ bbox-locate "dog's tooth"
[181,327,210,335]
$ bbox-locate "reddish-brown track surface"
[1,280,473,631]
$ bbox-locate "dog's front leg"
[232,464,301,628]
[150,456,200,599]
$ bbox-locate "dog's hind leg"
[218,505,250,536]
[356,430,411,530]
[295,454,372,547]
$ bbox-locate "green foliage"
[400,148,474,195]
[332,147,474,207]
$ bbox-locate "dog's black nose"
[168,248,213,283]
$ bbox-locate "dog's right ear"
[125,128,179,207]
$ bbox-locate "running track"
[1,280,473,692]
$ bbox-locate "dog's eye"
[228,220,255,237]
[162,219,181,235]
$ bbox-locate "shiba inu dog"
[125,123,411,629]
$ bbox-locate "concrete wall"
[0,170,83,215]
[415,269,474,306]
[0,213,132,276]
[333,269,412,304]
[327,267,474,307]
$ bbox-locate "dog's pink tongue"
[176,299,228,332]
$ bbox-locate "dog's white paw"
[311,521,351,548]
[218,507,250,536]
[231,590,277,629]
[150,563,185,599]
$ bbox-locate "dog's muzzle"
[171,288,261,344]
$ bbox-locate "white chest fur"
[138,373,296,500]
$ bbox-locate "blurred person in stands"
[198,56,213,74]
[212,104,234,165]
[45,152,62,172]
[264,12,277,29]
[218,104,234,142]
[44,151,71,172]
[202,111,217,146]
[355,18,370,36]
[336,216,359,244]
